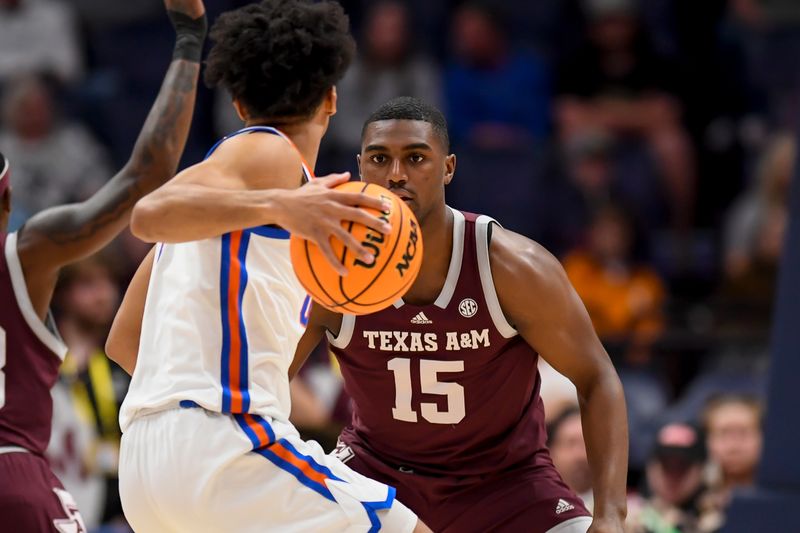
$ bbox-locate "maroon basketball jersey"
[0,232,67,455]
[330,209,553,476]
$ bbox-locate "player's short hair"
[205,0,355,121]
[362,96,450,151]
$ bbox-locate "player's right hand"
[165,0,205,18]
[276,173,392,276]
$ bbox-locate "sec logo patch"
[459,298,478,318]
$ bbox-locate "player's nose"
[389,159,407,184]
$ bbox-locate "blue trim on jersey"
[219,233,233,412]
[179,400,200,409]
[278,439,342,480]
[204,126,284,159]
[254,439,343,502]
[246,225,290,240]
[234,413,277,450]
[299,294,312,326]
[236,231,252,412]
[362,486,396,533]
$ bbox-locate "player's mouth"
[391,189,415,204]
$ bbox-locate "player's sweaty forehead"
[361,119,442,154]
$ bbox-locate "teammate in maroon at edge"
[291,97,629,533]
[0,0,208,529]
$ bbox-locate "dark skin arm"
[16,0,204,320]
[490,226,628,533]
[289,304,342,380]
[106,247,155,375]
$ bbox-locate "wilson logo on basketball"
[289,182,424,315]
[353,197,392,270]
[395,218,420,277]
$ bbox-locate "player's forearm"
[131,184,289,243]
[578,369,628,521]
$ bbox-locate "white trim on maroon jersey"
[327,313,355,349]
[394,207,465,310]
[4,232,68,359]
[544,515,592,533]
[0,445,29,454]
[475,216,517,339]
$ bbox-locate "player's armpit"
[106,247,156,375]
[488,227,610,391]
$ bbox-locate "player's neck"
[402,206,453,305]
[245,119,323,170]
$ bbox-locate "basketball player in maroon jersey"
[0,2,208,528]
[0,4,396,530]
[290,97,629,533]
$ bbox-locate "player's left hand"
[587,517,626,533]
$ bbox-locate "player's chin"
[400,197,418,214]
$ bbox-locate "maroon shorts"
[338,439,591,533]
[0,451,86,532]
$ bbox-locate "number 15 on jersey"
[387,357,465,424]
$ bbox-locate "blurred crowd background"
[1,0,797,531]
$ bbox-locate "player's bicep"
[492,233,610,395]
[106,247,156,375]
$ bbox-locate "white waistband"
[0,445,30,455]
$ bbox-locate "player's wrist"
[168,10,207,62]
[260,189,291,229]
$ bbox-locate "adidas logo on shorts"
[410,312,433,325]
[555,499,574,515]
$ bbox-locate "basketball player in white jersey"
[108,2,429,532]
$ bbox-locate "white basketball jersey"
[120,127,313,431]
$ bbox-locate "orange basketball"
[290,182,423,315]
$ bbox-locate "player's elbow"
[105,334,136,376]
[130,196,162,243]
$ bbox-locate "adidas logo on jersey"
[410,312,433,325]
[555,499,575,515]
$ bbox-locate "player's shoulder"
[487,224,564,285]
[207,131,303,190]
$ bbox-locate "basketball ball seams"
[290,181,423,315]
[339,193,406,306]
[338,240,420,310]
[301,238,342,308]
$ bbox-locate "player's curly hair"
[205,0,355,121]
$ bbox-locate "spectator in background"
[55,253,130,526]
[324,0,440,163]
[556,0,695,229]
[0,0,84,85]
[0,73,111,221]
[548,407,594,512]
[724,132,794,279]
[696,395,763,532]
[627,423,713,533]
[563,203,665,365]
[714,133,793,338]
[445,2,550,150]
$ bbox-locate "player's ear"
[232,99,248,122]
[444,154,456,185]
[356,154,364,181]
[324,86,337,117]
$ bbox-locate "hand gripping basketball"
[290,182,424,315]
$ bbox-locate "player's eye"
[370,154,387,164]
[409,154,424,163]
